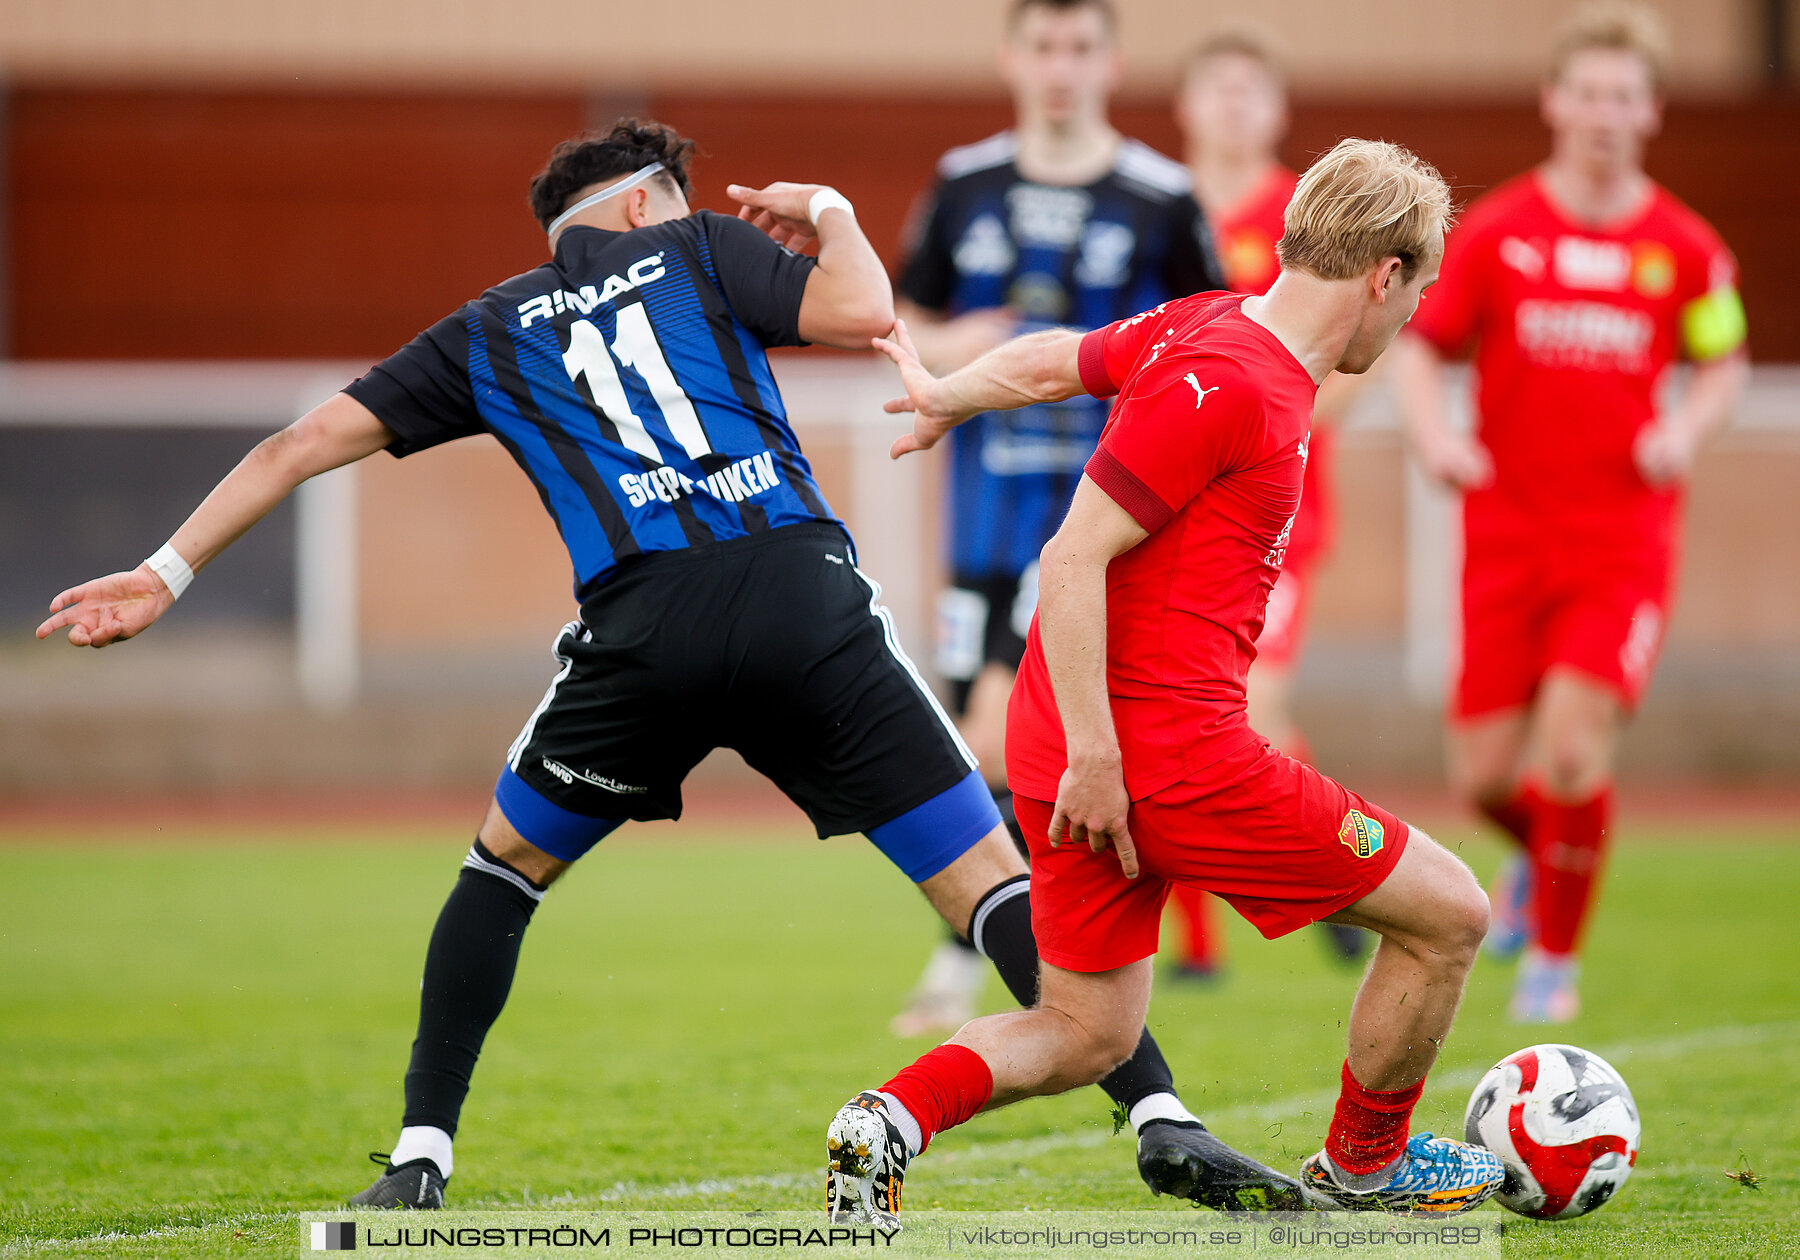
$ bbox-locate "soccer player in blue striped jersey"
[900,2,1222,765]
[38,120,1284,1212]
[888,0,1221,1066]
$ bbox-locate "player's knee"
[1541,735,1605,801]
[1433,868,1491,968]
[1403,845,1488,969]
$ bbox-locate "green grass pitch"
[1,817,1795,1257]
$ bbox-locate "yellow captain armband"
[1680,285,1748,361]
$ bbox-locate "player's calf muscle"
[954,974,1146,1100]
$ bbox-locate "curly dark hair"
[528,119,698,231]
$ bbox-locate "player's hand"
[875,319,963,459]
[36,566,175,648]
[1415,427,1494,491]
[1634,420,1699,486]
[728,182,828,253]
[1048,755,1139,879]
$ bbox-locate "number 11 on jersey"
[562,310,712,463]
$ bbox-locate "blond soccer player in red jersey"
[1392,3,1750,1024]
[1167,28,1371,978]
[824,140,1508,1223]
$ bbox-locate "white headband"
[546,162,667,239]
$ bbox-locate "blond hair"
[1277,139,1453,282]
[1184,24,1285,89]
[1548,2,1669,90]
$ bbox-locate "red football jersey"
[1408,172,1745,553]
[1212,165,1333,571]
[1006,293,1318,801]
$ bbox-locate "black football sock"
[966,875,1182,1113]
[967,875,1038,1006]
[400,839,546,1136]
[1100,1028,1183,1114]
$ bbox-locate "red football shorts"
[1457,539,1672,719]
[1255,564,1312,669]
[1015,741,1410,973]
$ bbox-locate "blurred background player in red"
[1393,2,1749,1023]
[1168,28,1369,979]
[889,0,1221,1035]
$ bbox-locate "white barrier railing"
[4,360,1796,712]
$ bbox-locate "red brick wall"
[9,90,580,359]
[10,87,1797,360]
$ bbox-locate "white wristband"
[145,542,194,600]
[807,187,855,226]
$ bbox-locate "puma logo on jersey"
[517,254,668,328]
[1499,236,1548,281]
[1184,373,1220,407]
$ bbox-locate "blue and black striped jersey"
[899,133,1223,581]
[347,210,838,599]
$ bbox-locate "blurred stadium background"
[3,4,1799,1255]
[2,0,1797,805]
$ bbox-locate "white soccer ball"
[1463,1043,1640,1220]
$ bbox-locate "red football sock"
[1480,784,1542,851]
[1171,884,1222,968]
[1531,787,1612,956]
[1325,1060,1424,1175]
[880,1044,994,1153]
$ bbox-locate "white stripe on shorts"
[851,565,977,771]
[506,619,588,770]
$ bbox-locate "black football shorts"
[496,524,989,868]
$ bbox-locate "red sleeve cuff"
[1078,327,1118,398]
[1086,447,1173,532]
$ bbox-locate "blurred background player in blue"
[889,0,1223,1038]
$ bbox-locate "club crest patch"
[1338,809,1385,859]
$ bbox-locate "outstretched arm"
[37,392,394,647]
[874,320,1085,459]
[892,298,1018,376]
[1037,476,1149,878]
